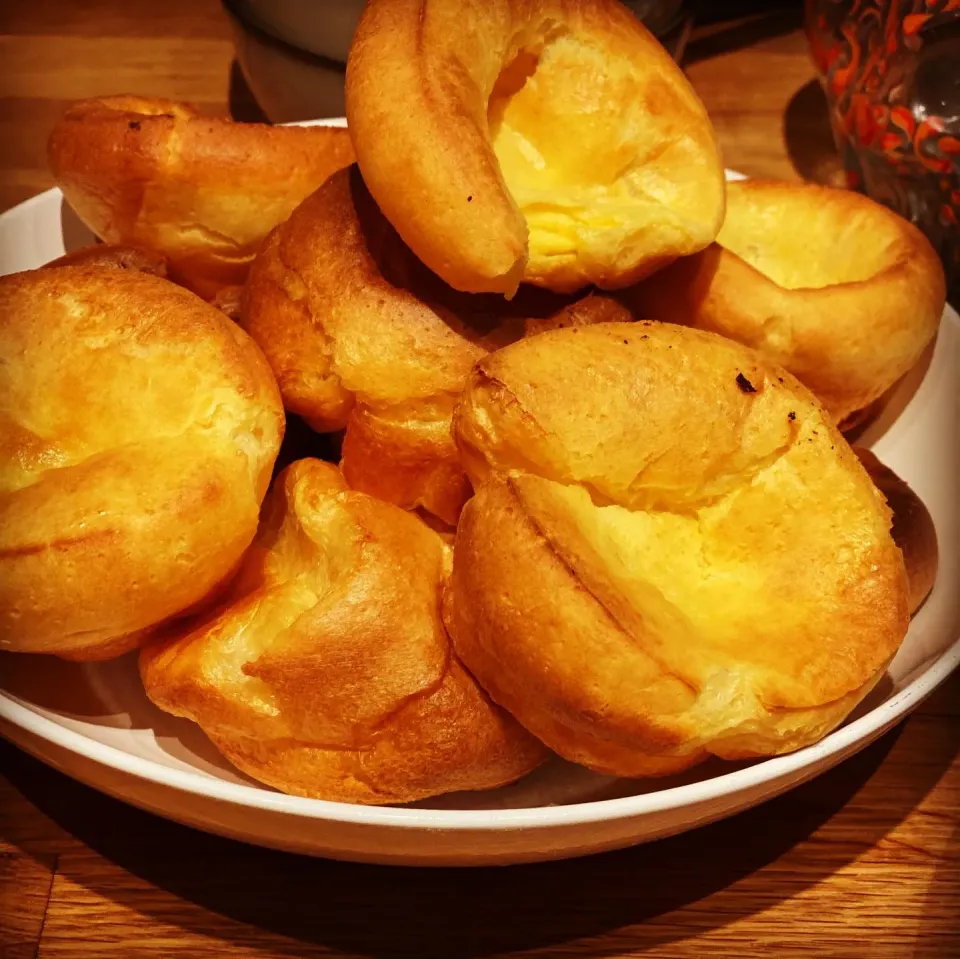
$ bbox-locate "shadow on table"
[917,683,960,959]
[684,4,802,66]
[3,701,958,959]
[920,818,960,958]
[227,60,270,124]
[782,79,847,186]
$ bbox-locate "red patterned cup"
[805,0,960,296]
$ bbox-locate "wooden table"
[1,3,958,957]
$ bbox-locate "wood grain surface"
[0,2,957,957]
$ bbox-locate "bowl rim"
[3,631,957,830]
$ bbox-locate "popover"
[346,0,725,295]
[140,459,547,804]
[445,322,910,777]
[0,265,284,659]
[627,179,945,425]
[48,96,355,298]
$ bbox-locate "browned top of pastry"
[628,179,945,424]
[0,264,284,659]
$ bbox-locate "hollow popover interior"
[717,182,916,289]
[487,18,723,289]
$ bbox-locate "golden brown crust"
[0,265,284,659]
[210,284,244,322]
[854,448,938,615]
[346,0,725,295]
[444,478,709,779]
[48,96,355,299]
[626,179,945,424]
[45,243,168,276]
[340,405,474,527]
[446,322,909,776]
[139,459,546,804]
[241,165,632,523]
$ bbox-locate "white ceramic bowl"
[1,142,958,865]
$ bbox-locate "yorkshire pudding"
[242,165,630,524]
[445,322,910,778]
[627,179,945,425]
[45,243,168,276]
[0,265,284,660]
[855,447,938,615]
[48,96,355,298]
[345,0,725,296]
[140,459,546,804]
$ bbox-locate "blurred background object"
[622,0,693,58]
[805,0,960,296]
[222,0,703,123]
[222,0,358,122]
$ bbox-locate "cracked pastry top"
[346,0,725,296]
[445,321,910,778]
[47,96,355,298]
[139,458,546,804]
